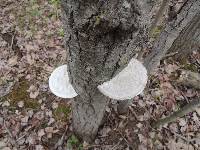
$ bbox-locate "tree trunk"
[144,0,200,74]
[61,0,150,142]
[61,0,200,142]
[119,0,200,114]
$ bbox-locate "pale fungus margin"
[49,65,78,98]
[49,58,147,100]
[98,58,148,100]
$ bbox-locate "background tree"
[61,0,200,142]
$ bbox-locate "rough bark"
[61,0,200,142]
[149,0,170,34]
[61,0,151,142]
[168,12,200,59]
[118,0,200,114]
[144,0,200,74]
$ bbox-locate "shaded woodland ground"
[0,0,200,149]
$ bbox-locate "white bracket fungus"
[98,58,148,100]
[49,59,147,100]
[49,65,78,98]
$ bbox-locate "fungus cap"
[49,65,78,98]
[98,58,148,100]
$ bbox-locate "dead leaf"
[34,111,44,120]
[45,127,54,133]
[28,85,39,99]
[8,56,18,66]
[21,116,29,126]
[138,134,147,144]
[47,117,55,126]
[2,147,11,150]
[0,141,6,149]
[17,101,24,108]
[52,102,58,109]
[35,145,44,150]
[26,54,35,65]
[38,129,45,140]
[195,108,200,116]
[165,64,179,74]
[167,139,194,150]
[2,101,10,107]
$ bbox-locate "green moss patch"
[150,26,163,38]
[182,63,198,73]
[66,135,83,150]
[5,80,39,109]
[53,102,71,122]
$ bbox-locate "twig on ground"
[152,99,200,128]
[10,31,16,51]
[85,144,113,149]
[54,124,69,149]
[16,132,29,142]
[110,138,123,150]
[3,120,18,147]
[118,131,129,145]
[163,52,178,59]
[4,121,13,138]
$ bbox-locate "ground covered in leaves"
[0,0,200,150]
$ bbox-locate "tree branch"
[152,99,200,128]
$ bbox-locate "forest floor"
[0,0,200,150]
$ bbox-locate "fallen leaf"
[8,56,18,66]
[17,101,24,108]
[2,147,11,150]
[0,141,6,149]
[38,129,45,140]
[2,101,10,107]
[47,118,55,126]
[165,64,179,74]
[45,127,54,133]
[35,145,44,150]
[27,133,37,145]
[21,116,29,126]
[167,139,194,150]
[30,90,39,99]
[52,102,58,109]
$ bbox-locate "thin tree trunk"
[144,0,200,74]
[72,90,109,142]
[118,0,200,114]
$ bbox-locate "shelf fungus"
[49,65,78,98]
[49,58,147,100]
[98,58,148,100]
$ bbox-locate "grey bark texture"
[144,0,200,73]
[61,0,200,142]
[119,0,200,114]
[61,0,148,142]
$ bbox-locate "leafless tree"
[61,0,200,142]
